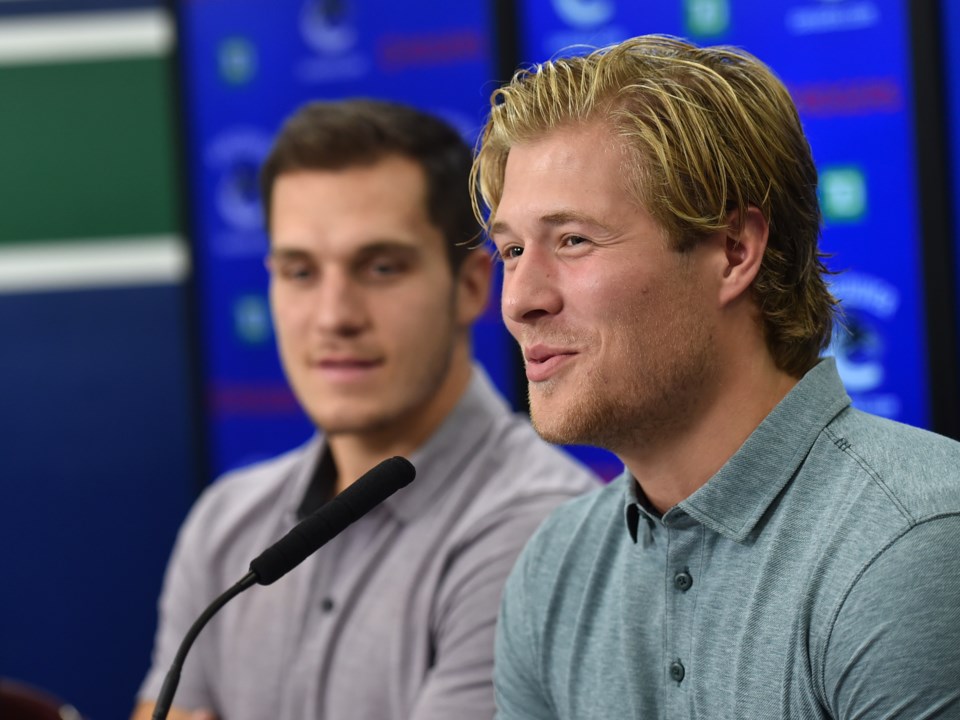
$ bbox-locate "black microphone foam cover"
[249,456,415,585]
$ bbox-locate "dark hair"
[261,98,479,272]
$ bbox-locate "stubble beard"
[528,309,714,455]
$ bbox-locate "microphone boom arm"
[152,571,257,720]
[149,455,415,720]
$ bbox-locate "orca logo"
[301,0,357,55]
[207,130,273,231]
[826,272,898,394]
[551,0,615,29]
[831,313,884,392]
[218,160,261,230]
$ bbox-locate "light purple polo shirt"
[138,368,599,719]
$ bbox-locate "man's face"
[267,156,472,439]
[491,121,719,453]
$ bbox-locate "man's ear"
[718,205,768,307]
[455,247,493,326]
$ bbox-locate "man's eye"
[502,246,524,259]
[564,235,588,247]
[283,265,314,280]
[368,259,405,276]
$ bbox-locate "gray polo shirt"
[138,368,598,719]
[495,358,960,719]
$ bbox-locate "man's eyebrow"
[540,210,607,228]
[489,219,512,237]
[353,240,421,255]
[490,211,607,237]
[267,247,311,261]
[268,241,422,261]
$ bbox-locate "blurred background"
[1,0,958,717]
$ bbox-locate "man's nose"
[311,273,368,336]
[501,248,563,326]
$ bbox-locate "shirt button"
[320,597,335,612]
[669,660,686,683]
[674,570,693,592]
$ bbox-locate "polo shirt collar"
[286,366,506,524]
[282,436,328,521]
[624,358,851,543]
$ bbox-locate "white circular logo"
[551,0,615,29]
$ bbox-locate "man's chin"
[529,394,610,448]
[309,411,388,437]
[529,407,582,446]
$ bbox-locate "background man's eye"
[285,265,312,279]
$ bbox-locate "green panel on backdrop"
[0,57,181,244]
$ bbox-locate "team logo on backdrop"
[218,36,257,85]
[543,0,625,60]
[551,0,614,29]
[820,165,868,224]
[827,272,902,418]
[300,0,357,55]
[786,0,880,35]
[831,312,884,392]
[233,294,272,345]
[683,0,730,37]
[297,0,369,82]
[207,129,272,237]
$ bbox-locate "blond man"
[473,35,960,719]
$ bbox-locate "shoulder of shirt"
[178,441,313,548]
[466,410,602,507]
[420,403,602,549]
[496,477,625,629]
[825,407,960,523]
[513,475,625,568]
[200,442,309,505]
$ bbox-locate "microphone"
[151,456,416,720]
[250,455,415,584]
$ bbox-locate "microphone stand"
[149,455,415,719]
[151,571,257,720]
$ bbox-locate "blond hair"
[472,34,837,377]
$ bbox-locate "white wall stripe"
[0,236,190,294]
[0,8,173,65]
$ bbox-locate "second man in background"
[133,99,598,720]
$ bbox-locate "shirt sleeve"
[136,499,218,712]
[823,514,960,719]
[405,496,565,720]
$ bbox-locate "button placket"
[663,517,701,711]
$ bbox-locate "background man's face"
[492,121,719,453]
[267,156,464,439]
